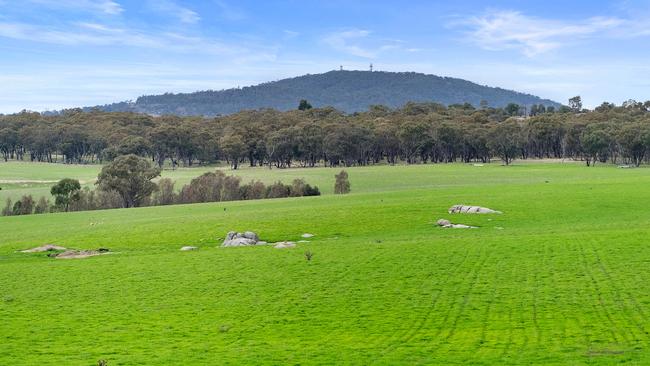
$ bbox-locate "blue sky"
[1,0,650,113]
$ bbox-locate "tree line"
[2,155,323,217]
[3,97,650,168]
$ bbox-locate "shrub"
[289,178,307,197]
[303,184,321,196]
[222,176,242,201]
[33,197,50,214]
[178,171,225,204]
[153,178,176,205]
[1,199,13,216]
[240,180,266,200]
[13,195,35,215]
[95,190,123,210]
[266,181,291,198]
[334,170,350,194]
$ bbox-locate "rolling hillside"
[92,70,561,116]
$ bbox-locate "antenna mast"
[369,63,373,72]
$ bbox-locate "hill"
[93,70,561,116]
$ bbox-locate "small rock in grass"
[180,246,198,251]
[297,240,310,243]
[274,242,296,249]
[54,249,111,259]
[437,219,477,229]
[301,233,315,238]
[20,244,67,253]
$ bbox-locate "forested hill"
[93,70,561,116]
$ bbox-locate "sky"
[1,0,650,113]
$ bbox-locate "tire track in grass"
[577,241,624,344]
[379,241,486,359]
[531,258,542,347]
[588,243,649,343]
[476,254,504,352]
[309,243,386,349]
[427,245,487,345]
[499,306,515,360]
[376,243,474,357]
[544,244,566,348]
[442,245,492,343]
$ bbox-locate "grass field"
[2,162,650,364]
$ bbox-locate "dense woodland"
[3,97,650,169]
[87,71,560,116]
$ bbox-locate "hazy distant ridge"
[92,70,561,116]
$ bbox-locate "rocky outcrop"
[448,205,502,214]
[222,231,266,247]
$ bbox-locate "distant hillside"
[93,70,561,116]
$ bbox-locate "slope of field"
[2,164,650,364]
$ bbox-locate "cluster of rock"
[220,231,310,249]
[222,231,268,247]
[436,204,503,229]
[448,205,502,214]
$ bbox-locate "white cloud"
[147,0,200,24]
[323,29,407,58]
[25,0,123,15]
[0,21,271,56]
[214,0,246,21]
[283,30,300,39]
[458,10,624,57]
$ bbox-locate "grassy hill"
[2,163,650,364]
[92,71,561,116]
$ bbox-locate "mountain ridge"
[89,70,561,116]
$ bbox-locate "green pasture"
[2,162,650,364]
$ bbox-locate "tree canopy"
[96,154,161,208]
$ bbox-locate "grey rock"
[222,237,258,247]
[243,231,259,241]
[301,233,315,238]
[437,218,478,229]
[274,241,296,249]
[448,205,502,214]
[180,246,198,251]
[20,244,67,253]
[222,231,264,247]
